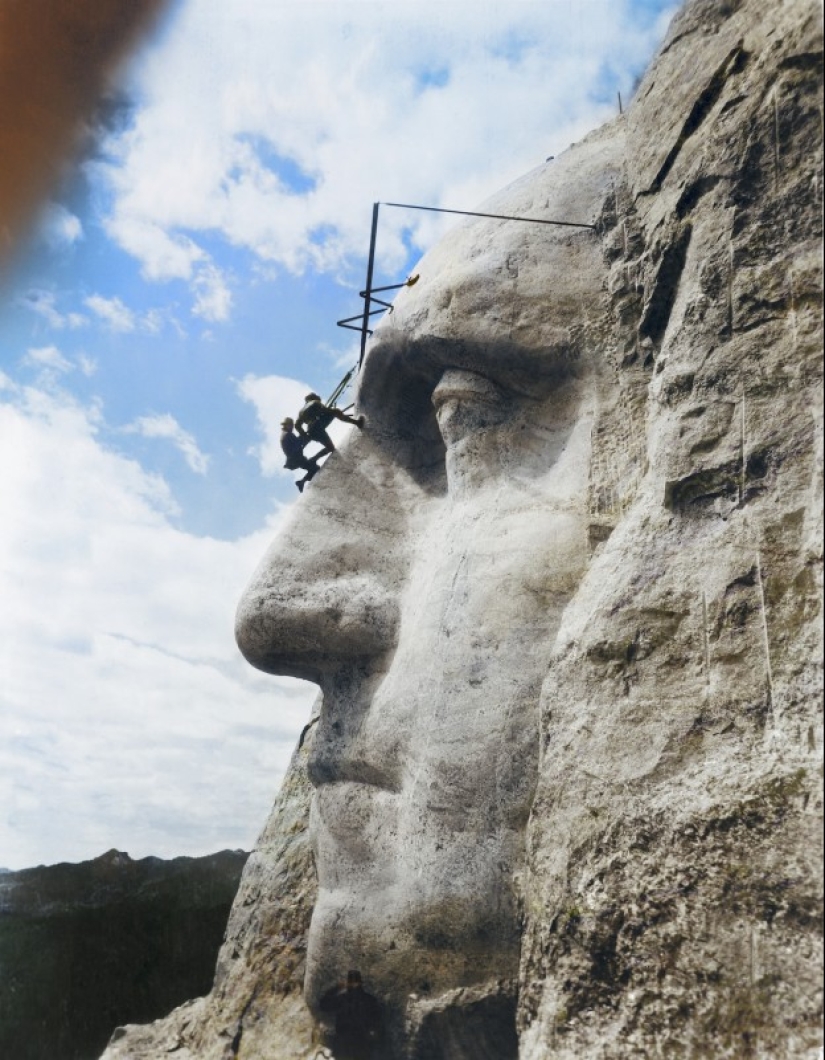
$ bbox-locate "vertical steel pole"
[359,202,380,368]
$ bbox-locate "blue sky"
[0,0,676,870]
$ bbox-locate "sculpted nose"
[235,439,406,684]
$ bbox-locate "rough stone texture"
[99,0,823,1057]
[0,848,247,1060]
[518,2,824,1056]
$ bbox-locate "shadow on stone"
[408,989,518,1060]
[319,970,386,1060]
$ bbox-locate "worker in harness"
[280,417,320,493]
[296,392,365,460]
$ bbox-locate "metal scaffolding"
[337,200,597,368]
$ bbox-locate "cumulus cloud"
[84,293,137,332]
[20,289,87,330]
[81,291,189,335]
[192,262,232,322]
[39,202,84,249]
[22,345,73,374]
[126,411,211,474]
[0,382,315,869]
[106,215,206,281]
[96,0,676,299]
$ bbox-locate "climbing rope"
[325,365,356,408]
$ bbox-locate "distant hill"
[0,847,248,1060]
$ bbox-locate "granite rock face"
[100,0,823,1057]
[0,848,247,1060]
[517,2,824,1055]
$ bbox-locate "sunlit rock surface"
[101,0,823,1056]
[517,2,824,1056]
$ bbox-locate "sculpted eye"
[430,369,519,494]
[431,369,512,449]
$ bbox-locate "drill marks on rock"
[701,589,711,692]
[772,83,782,192]
[753,548,776,721]
[788,265,802,351]
[587,388,647,545]
[663,385,779,513]
[738,388,747,506]
[727,234,735,334]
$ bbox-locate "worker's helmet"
[305,392,321,402]
[281,417,294,429]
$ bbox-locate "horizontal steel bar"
[337,306,388,326]
[382,201,596,230]
[362,280,410,295]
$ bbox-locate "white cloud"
[20,289,87,330]
[23,345,73,374]
[143,307,165,335]
[82,292,188,335]
[104,215,206,281]
[192,262,232,322]
[97,0,676,289]
[39,202,84,249]
[0,383,314,869]
[126,412,211,474]
[84,293,137,333]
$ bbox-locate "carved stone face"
[236,130,621,1039]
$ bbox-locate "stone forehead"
[358,125,623,411]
